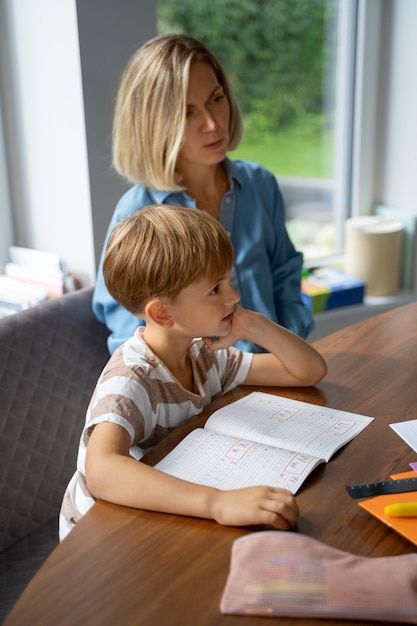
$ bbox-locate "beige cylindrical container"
[344,216,404,297]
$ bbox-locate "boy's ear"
[144,299,174,327]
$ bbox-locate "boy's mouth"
[222,311,234,323]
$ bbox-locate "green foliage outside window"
[158,0,337,178]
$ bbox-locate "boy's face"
[167,269,240,339]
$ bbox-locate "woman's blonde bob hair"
[103,205,234,315]
[112,34,243,191]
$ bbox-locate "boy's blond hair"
[112,34,243,190]
[103,205,234,315]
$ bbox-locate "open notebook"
[155,392,373,494]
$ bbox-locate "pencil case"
[220,530,417,623]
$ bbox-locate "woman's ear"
[144,299,174,327]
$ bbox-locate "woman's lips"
[205,138,224,150]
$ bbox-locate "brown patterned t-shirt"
[59,327,252,540]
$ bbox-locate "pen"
[384,502,417,517]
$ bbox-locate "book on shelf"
[0,275,50,317]
[0,246,81,318]
[6,246,66,298]
[154,392,374,494]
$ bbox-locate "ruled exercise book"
[155,392,373,494]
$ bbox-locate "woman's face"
[177,61,230,171]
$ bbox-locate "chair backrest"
[0,287,110,550]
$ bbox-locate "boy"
[60,205,326,540]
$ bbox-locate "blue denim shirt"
[93,158,314,354]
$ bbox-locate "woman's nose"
[201,109,218,132]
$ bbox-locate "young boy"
[59,205,326,540]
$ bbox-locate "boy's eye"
[210,284,220,295]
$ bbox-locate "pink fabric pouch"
[220,531,417,623]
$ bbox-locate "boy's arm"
[85,421,299,529]
[203,305,327,387]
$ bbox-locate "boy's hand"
[210,486,299,530]
[202,305,252,351]
[202,303,327,387]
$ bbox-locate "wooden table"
[5,301,417,626]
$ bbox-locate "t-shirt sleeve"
[219,347,253,392]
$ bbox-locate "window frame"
[281,0,382,267]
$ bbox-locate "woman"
[93,33,314,354]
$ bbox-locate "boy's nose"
[227,284,240,304]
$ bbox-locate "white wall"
[2,0,94,286]
[75,0,156,268]
[0,94,13,272]
[0,0,155,286]
[375,0,417,214]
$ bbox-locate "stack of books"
[301,267,365,313]
[0,246,74,318]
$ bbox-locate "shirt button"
[225,196,231,204]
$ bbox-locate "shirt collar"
[223,157,243,189]
[150,158,243,202]
[150,188,182,203]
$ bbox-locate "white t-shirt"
[59,328,252,540]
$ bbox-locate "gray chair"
[0,287,110,622]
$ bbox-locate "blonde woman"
[93,34,314,354]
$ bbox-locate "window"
[157,0,357,263]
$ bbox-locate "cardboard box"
[301,268,365,313]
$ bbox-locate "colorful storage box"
[301,267,365,313]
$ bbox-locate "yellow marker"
[384,502,417,517]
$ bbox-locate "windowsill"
[308,291,417,342]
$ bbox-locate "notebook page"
[204,392,373,462]
[154,428,322,493]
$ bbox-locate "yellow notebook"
[359,471,417,546]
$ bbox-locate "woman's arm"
[230,160,314,340]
